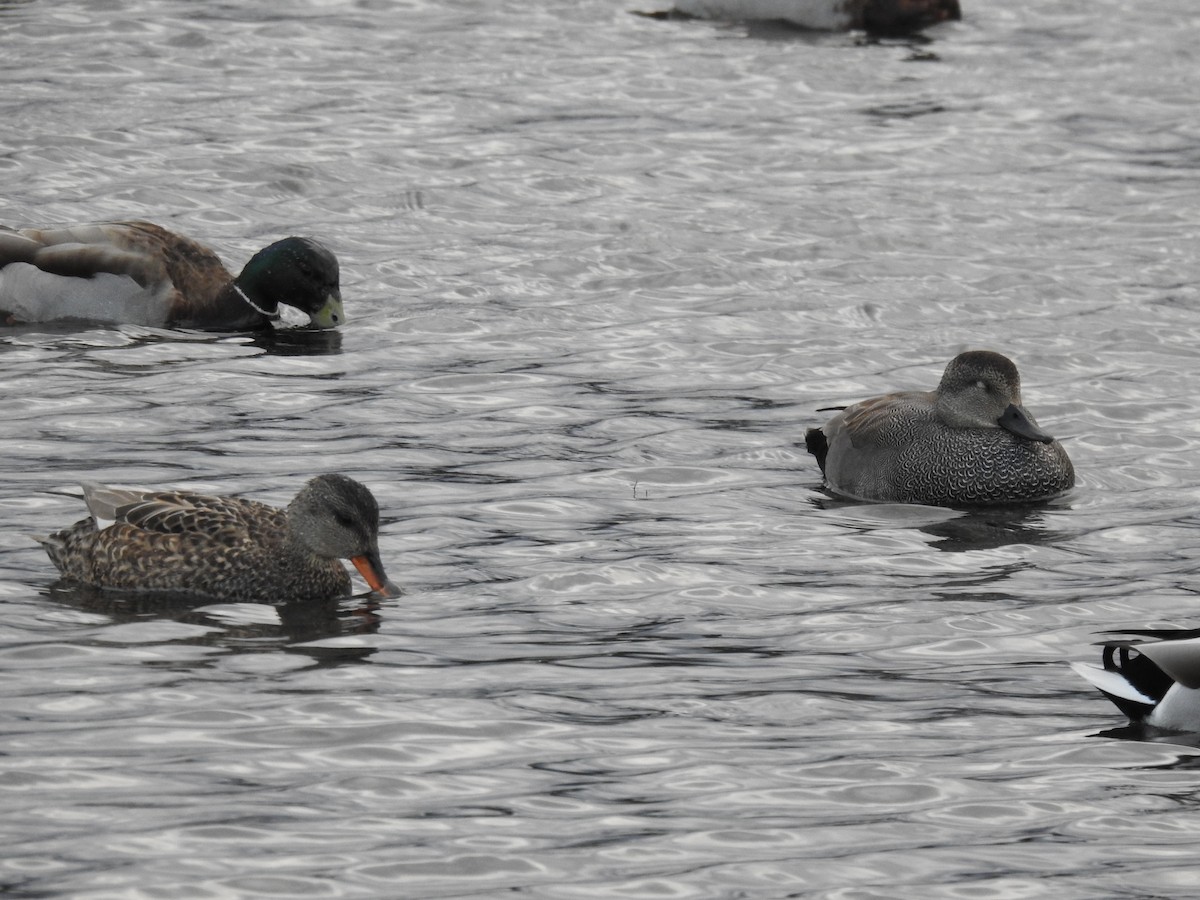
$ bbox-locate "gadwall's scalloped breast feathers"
[1073,630,1200,733]
[0,221,343,331]
[39,474,398,603]
[805,350,1075,507]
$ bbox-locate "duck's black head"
[863,0,961,35]
[236,237,344,329]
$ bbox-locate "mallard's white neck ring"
[232,284,280,320]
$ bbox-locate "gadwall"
[39,474,398,602]
[0,221,343,330]
[1073,630,1200,732]
[805,350,1075,506]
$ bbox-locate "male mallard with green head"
[0,221,344,330]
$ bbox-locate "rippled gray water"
[4,0,1200,897]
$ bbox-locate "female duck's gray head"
[935,350,1054,443]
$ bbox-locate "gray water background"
[3,0,1200,896]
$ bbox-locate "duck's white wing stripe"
[1070,662,1156,705]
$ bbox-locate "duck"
[0,221,344,330]
[804,350,1075,507]
[643,0,961,34]
[37,474,400,603]
[1072,630,1200,733]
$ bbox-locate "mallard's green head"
[236,237,344,329]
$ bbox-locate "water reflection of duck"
[1073,630,1200,733]
[642,0,960,34]
[805,351,1075,507]
[38,475,399,603]
[46,582,383,654]
[810,496,1068,551]
[0,221,343,330]
[919,505,1068,552]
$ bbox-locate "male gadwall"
[0,221,343,330]
[805,350,1075,506]
[1073,630,1200,733]
[39,474,398,602]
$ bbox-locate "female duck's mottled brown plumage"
[805,350,1075,507]
[39,475,399,603]
[0,221,344,330]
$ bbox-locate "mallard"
[804,350,1075,506]
[38,474,399,603]
[645,0,961,34]
[0,221,343,330]
[1073,630,1200,733]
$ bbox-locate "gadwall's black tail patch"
[804,427,829,473]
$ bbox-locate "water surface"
[4,0,1200,897]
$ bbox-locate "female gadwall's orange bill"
[0,221,343,330]
[804,350,1075,507]
[1073,630,1200,733]
[640,0,961,34]
[38,474,399,603]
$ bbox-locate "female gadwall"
[0,221,343,330]
[804,350,1075,506]
[1073,630,1200,732]
[39,474,398,602]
